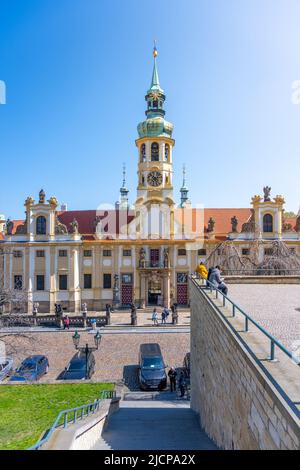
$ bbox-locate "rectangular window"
[242,248,250,256]
[84,274,92,289]
[264,248,274,256]
[178,249,186,256]
[36,275,45,291]
[198,249,206,256]
[103,273,112,289]
[122,273,133,284]
[14,275,23,290]
[103,250,112,257]
[13,250,23,258]
[123,249,131,257]
[177,273,188,284]
[59,274,68,290]
[59,250,68,257]
[36,250,45,258]
[84,250,92,257]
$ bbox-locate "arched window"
[151,142,159,161]
[36,216,47,235]
[140,144,146,162]
[165,144,169,161]
[263,214,273,232]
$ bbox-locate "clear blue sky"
[1,0,300,219]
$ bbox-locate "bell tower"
[135,44,175,209]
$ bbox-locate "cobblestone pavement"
[228,284,300,350]
[3,331,190,389]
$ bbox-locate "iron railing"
[28,390,116,450]
[190,274,300,366]
[222,269,300,276]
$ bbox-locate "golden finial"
[153,39,158,58]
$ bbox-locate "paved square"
[228,284,300,349]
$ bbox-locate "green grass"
[0,383,114,450]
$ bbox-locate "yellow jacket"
[196,264,208,279]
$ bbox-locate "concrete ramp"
[93,400,217,450]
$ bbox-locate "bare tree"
[0,247,37,358]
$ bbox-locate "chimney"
[60,203,68,212]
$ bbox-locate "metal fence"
[28,389,116,450]
[222,269,300,276]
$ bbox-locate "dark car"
[183,352,190,378]
[10,355,49,382]
[59,351,95,380]
[138,343,167,391]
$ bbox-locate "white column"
[45,247,50,291]
[28,247,34,305]
[9,252,13,290]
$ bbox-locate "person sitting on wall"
[208,265,228,296]
[195,261,208,280]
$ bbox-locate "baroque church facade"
[1,48,300,313]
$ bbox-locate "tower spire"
[150,40,161,92]
[119,163,129,209]
[180,164,190,208]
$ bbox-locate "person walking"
[63,315,70,330]
[161,309,166,325]
[178,372,186,398]
[168,367,177,392]
[152,308,158,326]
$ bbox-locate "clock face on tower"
[147,171,163,187]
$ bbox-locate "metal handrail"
[191,274,300,366]
[28,390,116,450]
[222,269,300,276]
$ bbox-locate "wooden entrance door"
[177,273,188,305]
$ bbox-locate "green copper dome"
[137,46,173,139]
[138,116,173,138]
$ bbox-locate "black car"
[59,351,95,380]
[138,343,167,391]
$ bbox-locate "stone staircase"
[93,392,217,450]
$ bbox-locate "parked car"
[183,352,190,378]
[0,357,13,382]
[59,351,95,380]
[10,355,49,382]
[138,343,167,391]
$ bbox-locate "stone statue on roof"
[263,186,271,202]
[6,219,13,235]
[39,189,46,204]
[231,215,238,232]
[207,217,215,233]
[70,218,79,234]
[55,215,68,235]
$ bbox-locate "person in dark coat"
[168,367,177,392]
[178,372,186,398]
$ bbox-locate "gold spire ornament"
[153,40,158,58]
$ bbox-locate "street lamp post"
[72,330,101,379]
